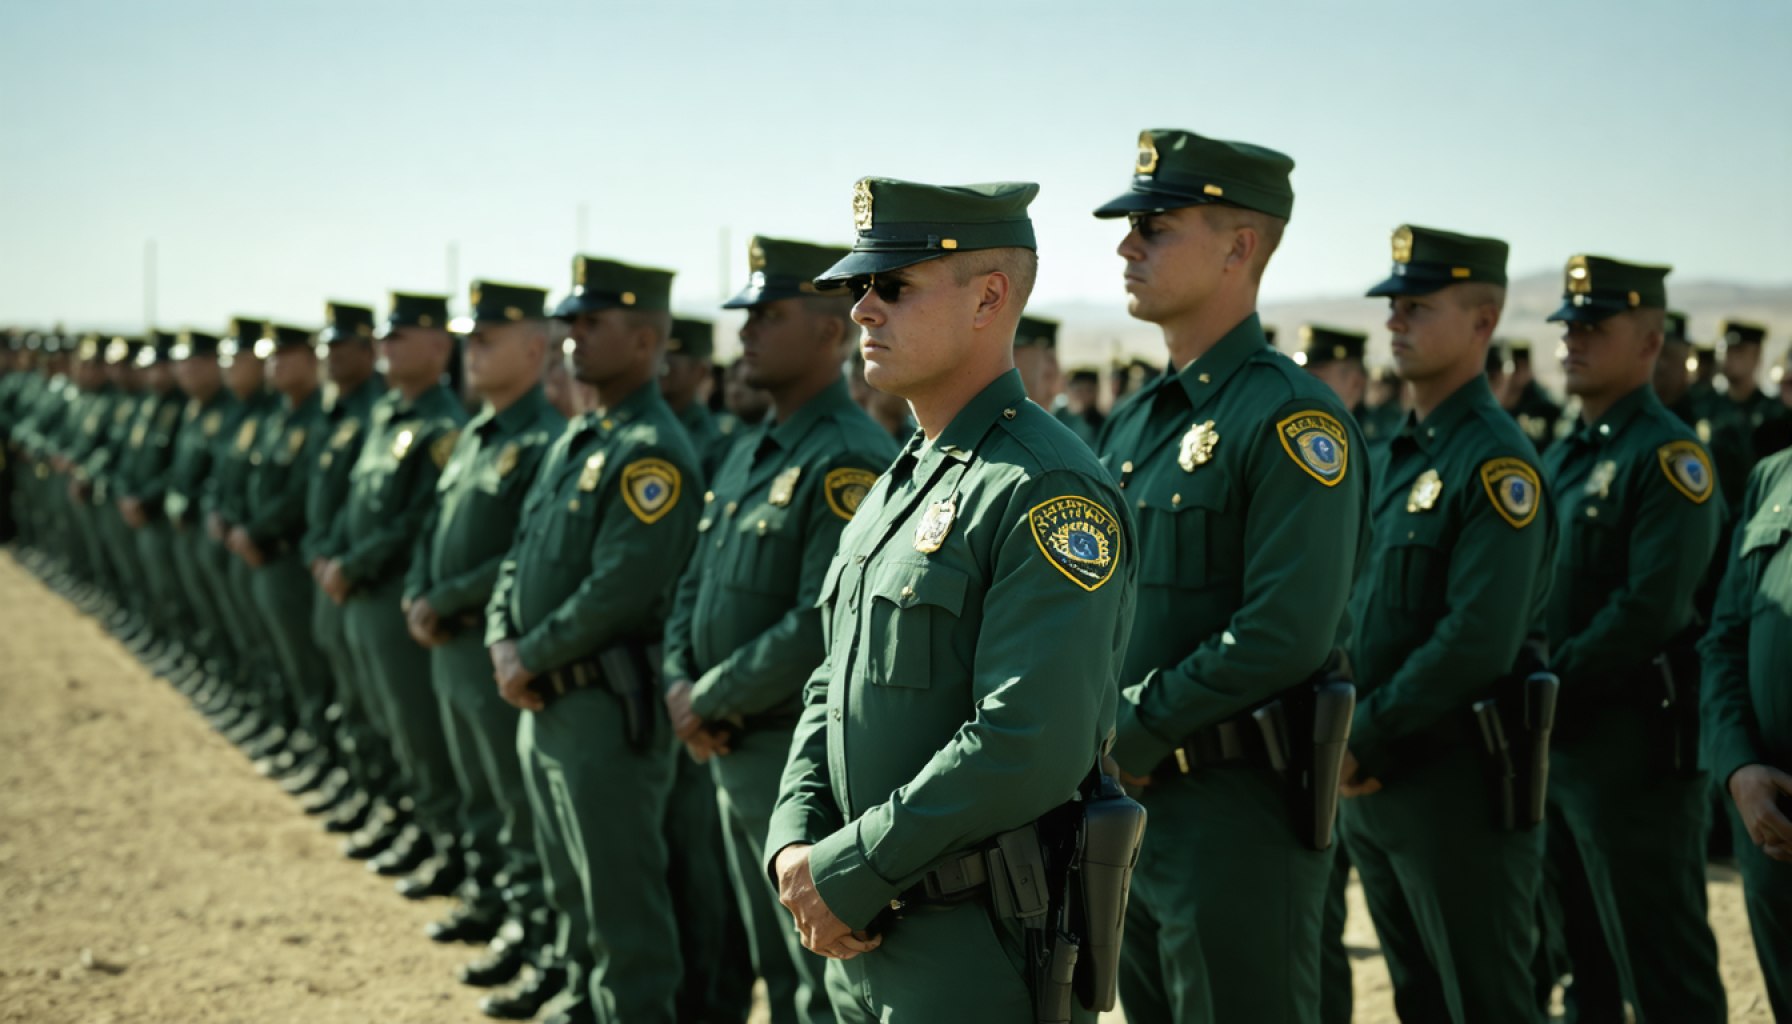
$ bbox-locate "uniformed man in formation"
[4,124,1790,1024]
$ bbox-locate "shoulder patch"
[823,467,878,520]
[235,419,258,452]
[1028,495,1122,592]
[621,458,682,524]
[1274,410,1349,487]
[430,430,460,469]
[203,410,223,438]
[286,427,308,458]
[1657,440,1713,504]
[1478,457,1541,529]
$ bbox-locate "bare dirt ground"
[0,552,1772,1023]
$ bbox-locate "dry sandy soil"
[0,552,1773,1023]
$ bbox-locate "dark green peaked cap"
[1015,315,1060,350]
[136,329,178,367]
[1663,312,1690,345]
[254,323,316,359]
[554,256,674,317]
[815,178,1039,285]
[668,317,714,360]
[1094,129,1295,221]
[173,330,222,360]
[225,317,267,345]
[319,301,377,344]
[1547,255,1671,324]
[465,283,544,325]
[387,291,453,332]
[1366,224,1509,297]
[724,236,850,309]
[1719,318,1767,350]
[1292,325,1367,367]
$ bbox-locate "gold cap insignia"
[1135,131,1159,175]
[748,243,766,271]
[1566,255,1591,295]
[1391,226,1414,264]
[853,178,874,233]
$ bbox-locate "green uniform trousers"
[248,552,334,738]
[1536,803,1623,1021]
[310,587,397,799]
[432,629,539,920]
[228,553,285,718]
[100,505,150,619]
[713,730,834,1024]
[1117,765,1328,1024]
[131,518,189,642]
[1730,810,1792,1019]
[1548,707,1726,1024]
[1338,747,1544,1024]
[341,576,459,844]
[824,898,1089,1024]
[70,500,114,593]
[519,686,679,1022]
[200,537,263,690]
[1319,841,1352,1024]
[665,751,754,1022]
[170,524,230,672]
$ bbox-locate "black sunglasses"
[847,274,909,304]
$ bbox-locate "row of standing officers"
[1,126,1789,1024]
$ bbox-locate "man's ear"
[1226,225,1259,275]
[972,271,1012,330]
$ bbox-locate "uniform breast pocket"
[729,506,799,596]
[1742,511,1792,615]
[866,559,968,689]
[1381,522,1450,614]
[1136,478,1235,589]
[1568,497,1625,575]
[544,497,599,566]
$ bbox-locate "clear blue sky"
[2,0,1787,334]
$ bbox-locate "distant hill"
[1037,273,1792,392]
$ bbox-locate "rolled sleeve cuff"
[808,820,901,932]
[688,661,734,721]
[1112,678,1175,776]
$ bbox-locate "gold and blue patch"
[1275,410,1349,487]
[1657,440,1713,504]
[1478,457,1541,529]
[823,467,878,520]
[622,458,682,523]
[1028,495,1122,591]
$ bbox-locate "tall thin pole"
[143,239,157,329]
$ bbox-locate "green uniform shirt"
[1700,449,1792,786]
[663,376,898,724]
[1668,393,1753,512]
[1511,380,1564,453]
[115,388,185,507]
[765,369,1136,930]
[1345,374,1556,778]
[677,399,727,477]
[204,391,280,526]
[243,389,325,551]
[62,385,117,475]
[84,390,141,502]
[163,391,235,526]
[336,384,467,588]
[301,375,386,564]
[1052,403,1103,448]
[406,385,565,621]
[1544,384,1723,719]
[1094,314,1370,775]
[485,380,702,674]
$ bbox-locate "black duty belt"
[1159,718,1270,775]
[542,659,605,698]
[888,848,990,914]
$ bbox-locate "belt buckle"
[1174,747,1192,774]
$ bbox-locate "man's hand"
[227,526,266,567]
[681,726,734,765]
[1340,749,1382,798]
[773,844,882,961]
[664,680,704,740]
[1729,764,1792,863]
[68,478,90,503]
[490,640,543,712]
[318,559,351,605]
[119,497,146,528]
[406,596,442,648]
[205,511,227,542]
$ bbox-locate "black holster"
[1252,654,1357,851]
[1651,629,1704,779]
[536,641,662,752]
[1474,641,1558,831]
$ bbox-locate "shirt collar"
[1170,313,1271,408]
[479,385,549,436]
[1578,383,1657,446]
[894,369,1027,479]
[1408,373,1500,453]
[588,378,665,432]
[764,375,855,454]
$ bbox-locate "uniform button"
[1407,530,1415,540]
[1775,504,1784,513]
[725,501,738,515]
[1585,507,1597,518]
[855,554,867,565]
[1003,408,1017,420]
[831,708,841,721]
[1598,424,1611,436]
[757,520,769,536]
[1172,493,1182,506]
[1137,499,1147,509]
[1121,461,1134,474]
[899,584,914,600]
[568,499,580,511]
[601,418,614,430]
[1198,373,1211,384]
[705,490,715,503]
